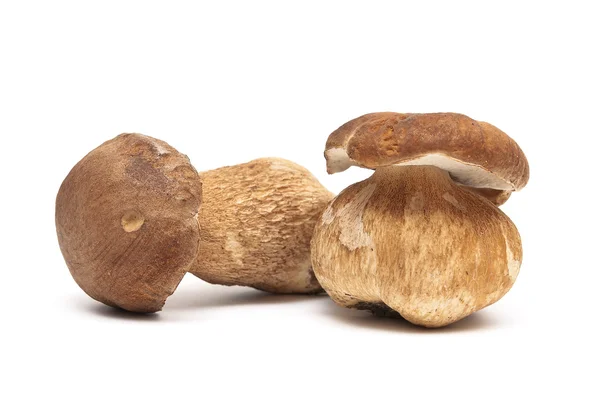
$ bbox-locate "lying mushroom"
[56,134,332,312]
[311,112,529,327]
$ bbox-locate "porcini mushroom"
[56,135,332,312]
[311,112,529,327]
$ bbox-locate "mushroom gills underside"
[326,148,514,191]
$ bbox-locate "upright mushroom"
[57,134,332,312]
[311,112,529,327]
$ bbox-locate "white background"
[1,1,598,399]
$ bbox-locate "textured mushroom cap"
[56,134,202,312]
[190,158,334,294]
[325,112,529,194]
[311,165,522,327]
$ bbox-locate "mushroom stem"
[374,165,511,205]
[189,158,333,294]
[311,164,523,327]
[460,186,512,206]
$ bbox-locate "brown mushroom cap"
[56,134,202,312]
[325,112,529,195]
[190,158,334,293]
[311,165,522,328]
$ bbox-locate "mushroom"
[56,134,332,312]
[311,112,529,327]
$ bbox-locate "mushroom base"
[354,302,402,318]
[311,165,523,328]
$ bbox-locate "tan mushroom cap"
[325,112,529,195]
[56,134,202,313]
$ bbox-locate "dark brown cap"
[56,134,202,312]
[325,112,529,193]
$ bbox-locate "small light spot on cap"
[121,210,145,232]
[174,190,193,202]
